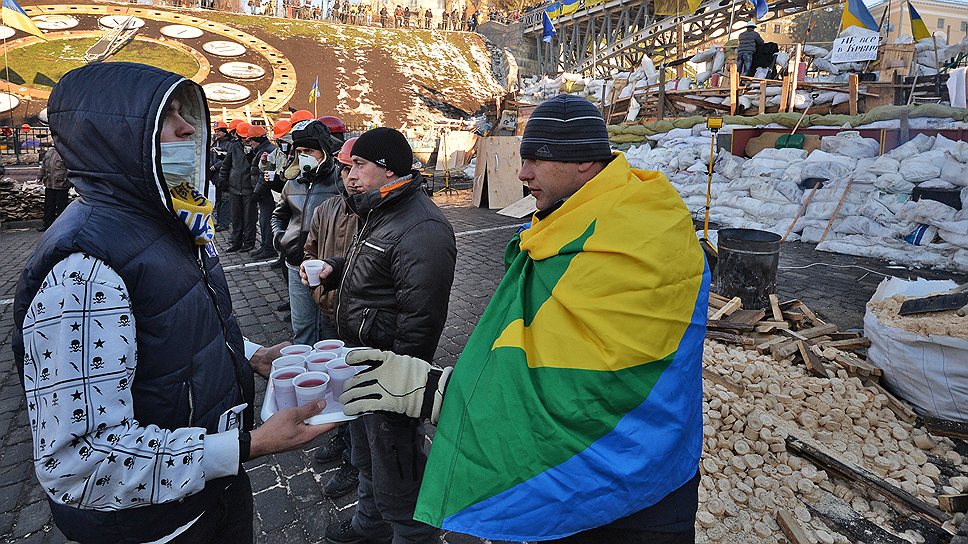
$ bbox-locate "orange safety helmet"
[337,136,357,166]
[272,119,293,139]
[20,123,30,131]
[289,110,314,124]
[228,119,245,132]
[245,124,268,138]
[318,115,347,134]
[235,122,252,139]
[213,120,229,130]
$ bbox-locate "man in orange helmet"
[243,124,278,259]
[220,122,257,252]
[210,120,233,232]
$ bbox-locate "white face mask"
[298,153,319,174]
[160,141,197,189]
[243,145,253,154]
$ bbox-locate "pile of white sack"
[624,129,968,271]
[519,72,608,105]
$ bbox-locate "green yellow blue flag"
[908,2,930,41]
[840,0,879,32]
[414,153,709,540]
[1,0,45,40]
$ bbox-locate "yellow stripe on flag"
[1,0,45,40]
[908,2,930,41]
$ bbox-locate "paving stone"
[13,500,49,538]
[0,460,31,487]
[246,464,280,492]
[0,511,14,539]
[0,443,32,468]
[286,470,323,510]
[0,483,22,515]
[264,523,308,544]
[42,526,68,544]
[254,486,296,533]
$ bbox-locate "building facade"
[869,0,968,41]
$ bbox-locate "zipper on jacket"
[362,241,386,253]
[187,382,195,426]
[392,445,404,480]
[335,210,373,340]
[196,251,247,405]
[358,308,371,345]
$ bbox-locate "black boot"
[324,519,391,544]
[322,463,359,498]
[314,430,346,463]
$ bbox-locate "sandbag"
[898,154,943,182]
[835,216,897,238]
[868,155,900,176]
[803,45,830,57]
[864,277,968,421]
[874,173,915,194]
[919,179,959,190]
[820,131,880,159]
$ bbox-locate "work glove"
[339,349,452,424]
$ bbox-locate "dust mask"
[160,141,197,189]
[298,153,319,174]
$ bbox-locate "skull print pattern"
[21,253,214,510]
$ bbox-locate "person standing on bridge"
[737,21,763,77]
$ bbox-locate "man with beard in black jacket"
[271,120,342,345]
[303,127,456,544]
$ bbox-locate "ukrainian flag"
[1,0,45,40]
[841,0,879,32]
[414,153,708,541]
[908,2,930,40]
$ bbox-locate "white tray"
[260,380,357,425]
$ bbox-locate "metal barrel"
[716,228,781,310]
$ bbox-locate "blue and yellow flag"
[1,0,45,40]
[908,2,930,40]
[414,153,709,541]
[308,76,319,104]
[841,0,879,32]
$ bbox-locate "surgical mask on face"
[243,145,253,154]
[160,141,197,188]
[298,153,319,174]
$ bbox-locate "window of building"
[773,24,781,33]
[962,20,968,32]
[937,17,945,29]
[760,25,766,32]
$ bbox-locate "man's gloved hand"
[339,349,452,424]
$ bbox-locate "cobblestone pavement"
[0,190,966,543]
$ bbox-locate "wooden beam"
[779,76,791,113]
[818,179,854,244]
[710,297,742,320]
[848,73,859,116]
[702,368,744,395]
[806,491,911,544]
[776,510,814,544]
[789,43,802,112]
[787,436,950,528]
[657,67,666,120]
[758,84,767,115]
[725,309,767,326]
[939,494,968,513]
[706,330,756,347]
[816,337,871,351]
[864,380,917,423]
[923,416,968,441]
[729,63,738,116]
[798,340,832,378]
[769,294,783,322]
[707,320,755,332]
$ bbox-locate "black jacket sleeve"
[271,182,293,241]
[390,219,456,361]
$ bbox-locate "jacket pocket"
[358,307,377,345]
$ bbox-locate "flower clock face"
[8,4,298,118]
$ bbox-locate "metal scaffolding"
[522,0,841,76]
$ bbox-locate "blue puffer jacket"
[12,62,255,543]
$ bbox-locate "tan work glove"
[339,349,452,424]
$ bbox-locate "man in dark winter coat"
[737,21,763,76]
[243,124,277,259]
[12,62,332,544]
[37,143,70,232]
[210,121,233,231]
[271,120,342,345]
[304,127,456,544]
[220,122,257,251]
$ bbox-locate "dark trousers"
[545,527,695,544]
[255,192,275,250]
[230,193,257,247]
[42,188,70,228]
[350,414,437,544]
[215,185,231,228]
[171,471,253,543]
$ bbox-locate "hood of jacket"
[48,62,210,224]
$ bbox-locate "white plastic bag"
[864,277,968,421]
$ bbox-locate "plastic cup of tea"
[271,355,307,374]
[303,259,325,287]
[293,371,330,407]
[325,358,357,398]
[270,366,304,410]
[305,351,339,372]
[314,339,345,353]
[280,344,313,357]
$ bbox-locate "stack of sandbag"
[518,73,609,105]
[0,177,45,222]
[691,46,726,85]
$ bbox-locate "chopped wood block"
[827,332,862,340]
[725,309,767,326]
[769,294,783,322]
[817,338,871,351]
[710,297,742,320]
[939,494,968,513]
[782,310,806,322]
[708,320,755,332]
[793,323,840,339]
[778,299,802,310]
[706,330,756,347]
[776,510,814,544]
[787,436,949,528]
[923,417,968,441]
[798,341,831,378]
[756,336,790,354]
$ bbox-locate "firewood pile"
[697,291,968,543]
[0,178,44,222]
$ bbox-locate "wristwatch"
[239,430,252,464]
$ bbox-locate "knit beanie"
[291,120,330,152]
[520,95,612,163]
[351,127,413,176]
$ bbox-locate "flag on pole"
[907,2,930,41]
[752,0,769,20]
[840,0,879,32]
[308,76,319,103]
[541,11,556,43]
[1,0,45,40]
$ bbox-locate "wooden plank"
[940,494,968,513]
[710,297,742,320]
[768,294,783,322]
[776,510,814,544]
[787,436,950,528]
[702,368,744,395]
[706,330,756,347]
[725,309,766,326]
[709,292,731,304]
[756,335,790,354]
[778,299,802,310]
[817,337,871,351]
[797,301,822,324]
[789,43,802,112]
[818,177,854,244]
[798,340,832,378]
[923,416,968,441]
[828,332,862,340]
[755,321,790,333]
[779,76,791,113]
[848,73,859,116]
[789,323,839,340]
[707,320,755,332]
[729,63,738,116]
[782,310,806,323]
[758,84,767,115]
[806,491,910,544]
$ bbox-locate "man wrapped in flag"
[339,94,707,543]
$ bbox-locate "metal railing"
[1,127,53,166]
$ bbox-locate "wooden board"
[472,136,523,210]
[435,130,477,171]
[776,510,814,544]
[923,416,968,441]
[940,494,968,513]
[806,491,910,544]
[878,44,915,84]
[496,195,537,218]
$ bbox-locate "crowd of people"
[15,62,707,544]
